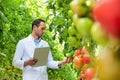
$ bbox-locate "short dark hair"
[32,18,45,30]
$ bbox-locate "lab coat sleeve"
[12,40,25,70]
[46,50,59,69]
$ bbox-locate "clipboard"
[32,47,50,67]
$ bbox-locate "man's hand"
[24,58,38,67]
[63,57,73,64]
[58,57,73,67]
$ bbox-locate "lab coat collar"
[28,34,44,48]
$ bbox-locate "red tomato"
[84,68,95,80]
[82,54,90,64]
[93,0,120,38]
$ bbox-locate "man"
[12,19,72,80]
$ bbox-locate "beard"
[35,30,42,39]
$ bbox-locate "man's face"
[35,22,46,37]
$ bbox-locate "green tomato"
[66,53,73,58]
[68,10,74,18]
[75,17,93,36]
[86,0,95,9]
[68,25,76,36]
[91,22,109,45]
[73,14,79,24]
[78,4,88,16]
[77,0,86,4]
[75,32,82,40]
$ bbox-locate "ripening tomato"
[93,0,120,38]
[80,69,86,78]
[70,0,88,16]
[79,47,87,53]
[77,77,82,80]
[74,49,81,56]
[74,47,88,56]
[73,55,83,70]
[70,0,80,15]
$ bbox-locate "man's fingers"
[66,57,73,63]
[70,58,73,62]
[34,59,38,62]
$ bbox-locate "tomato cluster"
[67,0,95,49]
[73,47,95,80]
[73,47,90,69]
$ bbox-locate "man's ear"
[33,25,37,30]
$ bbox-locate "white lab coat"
[12,34,59,80]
